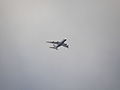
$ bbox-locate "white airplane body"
[46,39,69,50]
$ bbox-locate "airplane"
[46,38,69,50]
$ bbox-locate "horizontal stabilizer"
[49,47,58,50]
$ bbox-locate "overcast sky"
[0,0,120,90]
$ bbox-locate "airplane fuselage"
[56,39,66,48]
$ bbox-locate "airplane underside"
[46,38,69,50]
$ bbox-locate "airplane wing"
[46,41,60,44]
[62,43,69,48]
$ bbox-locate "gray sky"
[0,0,120,90]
